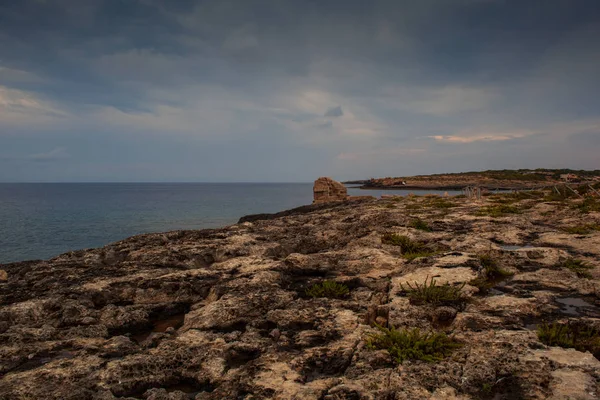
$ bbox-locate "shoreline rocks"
[0,191,599,399]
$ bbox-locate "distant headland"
[344,169,600,190]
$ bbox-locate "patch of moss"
[366,324,462,364]
[428,199,458,209]
[562,224,600,234]
[381,234,435,259]
[405,203,422,210]
[305,280,350,299]
[409,218,431,232]
[384,203,396,209]
[537,322,600,357]
[400,276,468,309]
[475,204,522,217]
[558,258,594,279]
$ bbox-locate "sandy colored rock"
[0,270,7,282]
[313,177,348,204]
[1,189,599,399]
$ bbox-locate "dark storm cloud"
[1,0,599,181]
[324,106,343,118]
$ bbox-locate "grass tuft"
[366,324,462,364]
[409,218,432,232]
[381,234,435,260]
[537,322,600,357]
[478,254,513,278]
[305,280,350,299]
[400,276,468,309]
[557,258,594,279]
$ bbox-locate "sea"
[0,183,459,264]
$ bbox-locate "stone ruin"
[313,177,349,204]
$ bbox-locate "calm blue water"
[0,183,459,264]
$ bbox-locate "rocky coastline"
[1,183,600,399]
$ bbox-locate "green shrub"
[409,218,431,232]
[538,322,600,357]
[366,325,462,363]
[558,258,594,278]
[381,234,435,260]
[562,224,600,234]
[305,280,350,298]
[400,277,468,308]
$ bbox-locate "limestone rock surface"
[1,192,599,399]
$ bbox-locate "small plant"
[305,280,350,299]
[475,204,522,217]
[409,218,431,232]
[400,277,468,308]
[537,322,600,357]
[384,203,396,209]
[558,258,594,278]
[381,234,435,260]
[481,383,493,395]
[562,224,600,234]
[479,254,513,278]
[366,324,462,363]
[573,198,600,213]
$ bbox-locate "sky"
[1,0,599,182]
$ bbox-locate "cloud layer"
[1,0,599,181]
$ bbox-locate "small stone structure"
[313,177,348,204]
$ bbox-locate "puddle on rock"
[556,297,599,316]
[131,314,185,344]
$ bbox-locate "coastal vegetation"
[381,233,435,259]
[367,325,462,363]
[305,280,350,298]
[537,323,600,357]
[400,277,468,309]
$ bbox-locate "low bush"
[306,280,350,298]
[538,322,600,357]
[381,234,435,260]
[400,276,468,309]
[366,325,462,363]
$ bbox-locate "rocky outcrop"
[313,177,348,204]
[0,192,599,399]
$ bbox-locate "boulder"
[313,177,348,204]
[0,270,7,282]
